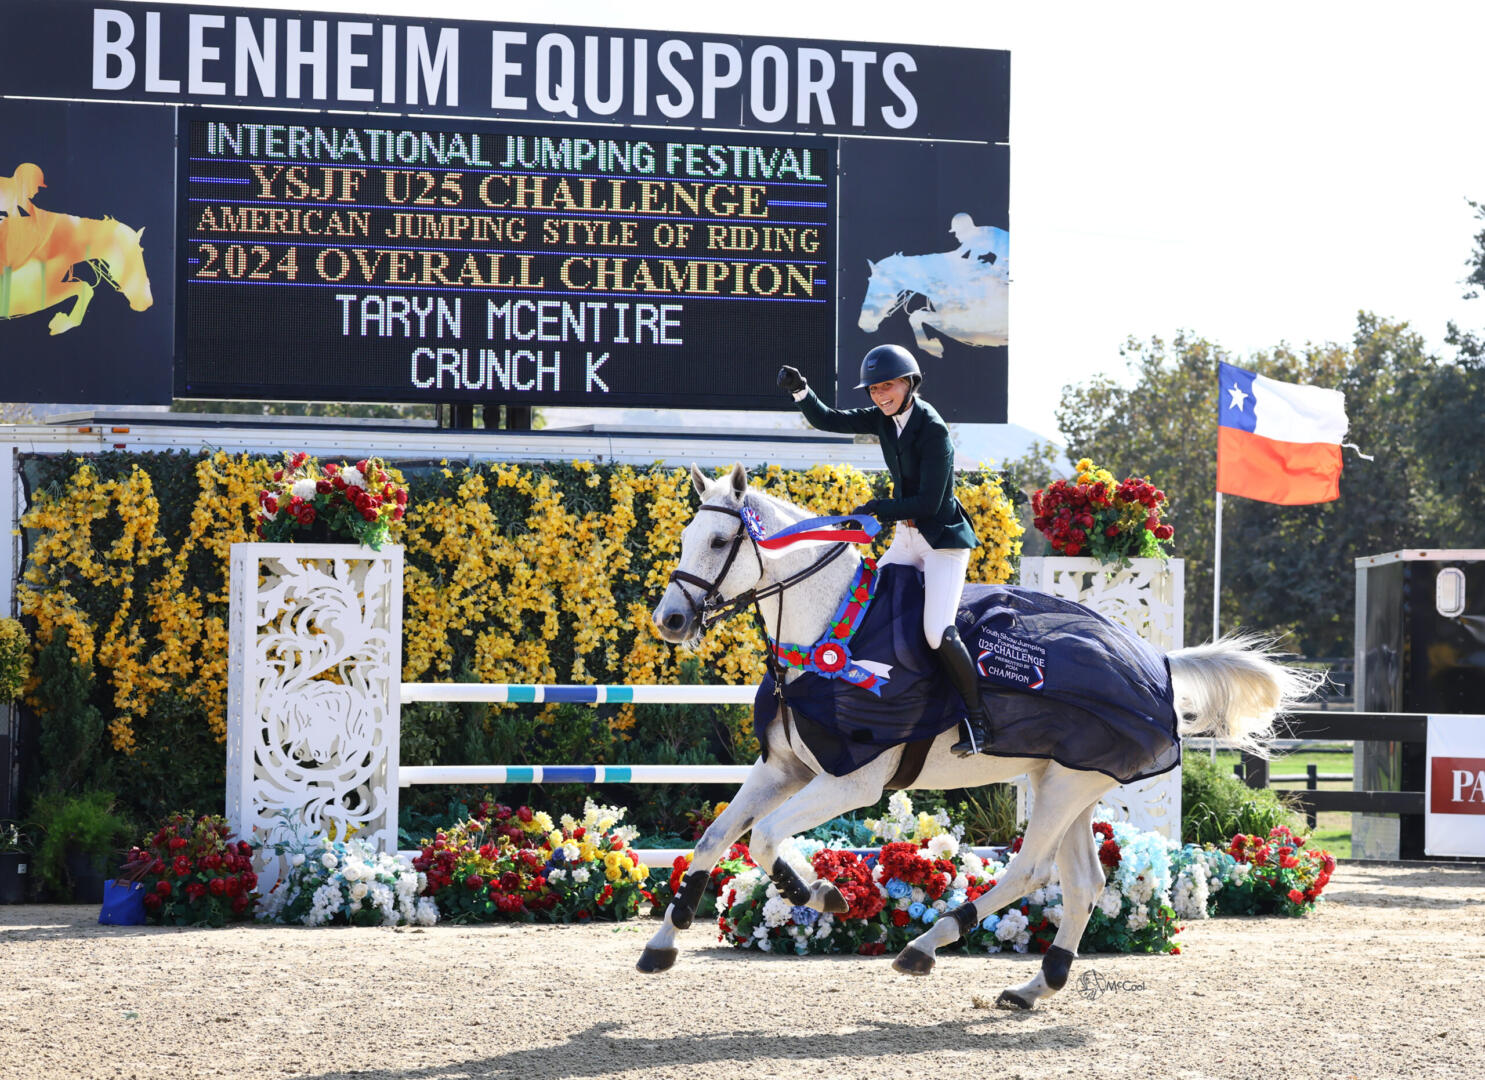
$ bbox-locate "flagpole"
[1212,492,1223,644]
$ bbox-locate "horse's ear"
[729,463,748,500]
[136,227,145,240]
[690,463,710,498]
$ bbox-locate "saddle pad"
[754,566,1180,783]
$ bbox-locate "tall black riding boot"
[936,627,993,757]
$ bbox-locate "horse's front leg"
[907,309,944,357]
[746,755,896,917]
[46,275,94,335]
[637,741,809,973]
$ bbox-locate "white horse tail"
[1166,635,1325,758]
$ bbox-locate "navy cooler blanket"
[754,566,1180,783]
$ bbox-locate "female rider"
[777,345,991,755]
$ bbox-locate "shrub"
[29,789,134,897]
[1181,753,1305,846]
[0,618,30,702]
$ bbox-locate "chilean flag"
[1216,362,1349,505]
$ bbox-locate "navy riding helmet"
[855,343,922,390]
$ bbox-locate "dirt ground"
[3,862,1483,1080]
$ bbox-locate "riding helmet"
[855,344,922,390]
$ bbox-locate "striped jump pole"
[398,763,754,787]
[400,682,758,705]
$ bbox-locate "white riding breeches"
[875,523,972,649]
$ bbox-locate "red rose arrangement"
[121,812,258,927]
[1218,824,1336,916]
[1032,457,1174,565]
[255,451,409,550]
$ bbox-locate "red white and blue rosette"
[771,559,886,694]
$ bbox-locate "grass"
[1200,746,1353,859]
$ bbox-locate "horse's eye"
[710,535,729,550]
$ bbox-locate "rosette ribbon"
[770,558,887,694]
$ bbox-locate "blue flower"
[980,913,1000,932]
[885,878,912,900]
[790,905,820,926]
[921,908,939,925]
[907,901,926,920]
[947,890,967,907]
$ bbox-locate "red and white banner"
[1425,715,1485,857]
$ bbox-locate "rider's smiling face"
[868,377,912,415]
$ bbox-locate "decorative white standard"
[226,543,404,888]
[1017,557,1186,838]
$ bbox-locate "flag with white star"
[1216,361,1349,504]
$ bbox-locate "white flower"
[548,869,567,884]
[349,882,369,900]
[1126,908,1149,932]
[340,466,365,488]
[320,852,338,870]
[415,898,439,926]
[910,887,925,904]
[291,478,318,500]
[291,853,306,867]
[757,938,772,952]
[926,833,960,860]
[762,897,792,928]
[1098,888,1123,917]
[1044,903,1064,927]
[572,867,590,884]
[995,909,1028,942]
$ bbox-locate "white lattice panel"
[1017,557,1185,839]
[227,544,403,888]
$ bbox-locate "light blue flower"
[907,901,926,920]
[790,905,820,926]
[980,913,1000,932]
[885,878,911,899]
[921,908,938,925]
[947,890,967,907]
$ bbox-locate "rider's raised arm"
[793,386,881,436]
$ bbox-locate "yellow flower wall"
[18,453,1021,760]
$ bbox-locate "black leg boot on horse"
[937,627,993,757]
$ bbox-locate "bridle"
[666,499,852,632]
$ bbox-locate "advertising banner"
[1425,714,1485,857]
[1,0,1010,419]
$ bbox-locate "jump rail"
[396,681,1021,868]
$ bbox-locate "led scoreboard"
[176,113,837,408]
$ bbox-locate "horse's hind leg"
[996,798,1104,1010]
[892,764,1115,1000]
[637,736,811,973]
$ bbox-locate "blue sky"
[199,0,1485,445]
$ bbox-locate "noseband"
[667,500,850,631]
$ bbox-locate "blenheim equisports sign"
[1,2,1009,419]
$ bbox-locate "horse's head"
[99,220,153,312]
[857,253,906,332]
[652,463,767,644]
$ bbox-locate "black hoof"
[892,947,936,976]
[821,886,850,914]
[995,989,1033,1011]
[636,947,678,974]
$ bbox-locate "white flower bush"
[260,833,436,928]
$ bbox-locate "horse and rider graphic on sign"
[0,161,154,334]
[857,212,1009,357]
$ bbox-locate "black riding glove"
[777,366,807,394]
[850,501,881,519]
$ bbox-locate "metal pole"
[1212,492,1223,644]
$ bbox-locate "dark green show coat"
[794,389,979,550]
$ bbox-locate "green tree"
[1056,317,1455,657]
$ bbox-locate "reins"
[667,499,857,710]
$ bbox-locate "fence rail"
[1239,710,1429,838]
